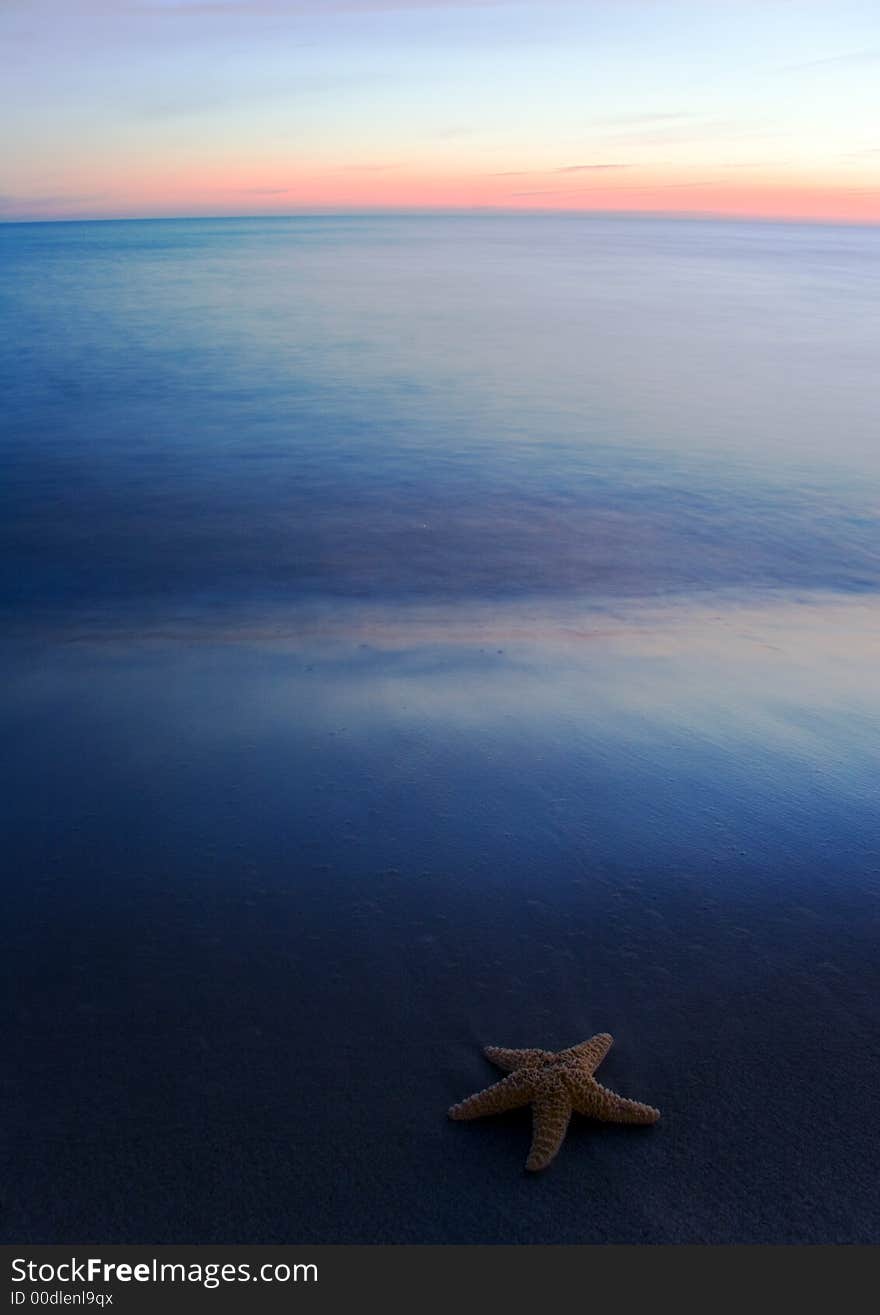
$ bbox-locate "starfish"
[448,1033,659,1171]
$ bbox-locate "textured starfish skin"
[449,1033,659,1171]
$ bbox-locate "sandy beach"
[3,592,878,1242]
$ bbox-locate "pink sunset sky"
[2,0,879,223]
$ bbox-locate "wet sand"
[2,593,878,1243]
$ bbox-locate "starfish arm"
[525,1093,572,1172]
[484,1046,549,1072]
[574,1078,660,1124]
[563,1033,614,1074]
[448,1070,535,1121]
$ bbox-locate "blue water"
[3,215,880,620]
[1,216,879,1243]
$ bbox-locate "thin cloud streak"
[0,192,110,210]
[782,47,880,71]
[511,182,714,198]
[335,163,403,172]
[596,112,697,126]
[127,0,523,14]
[554,163,632,173]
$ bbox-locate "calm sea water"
[2,216,879,1243]
[2,214,879,620]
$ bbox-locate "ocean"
[1,214,878,1242]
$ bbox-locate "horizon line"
[3,206,880,230]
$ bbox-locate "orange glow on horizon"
[56,167,880,225]
[6,158,879,225]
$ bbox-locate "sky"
[2,0,879,222]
